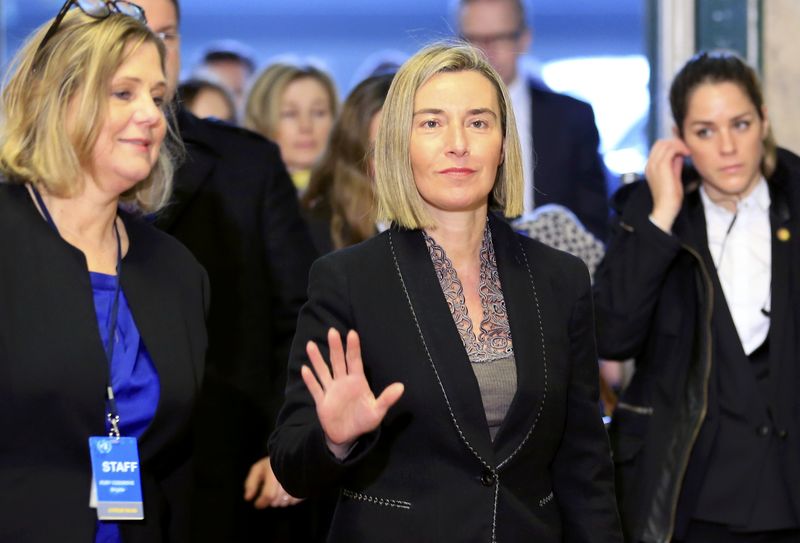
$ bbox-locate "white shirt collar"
[699,175,771,355]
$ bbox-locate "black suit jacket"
[155,109,317,541]
[529,83,610,241]
[595,149,800,541]
[0,182,208,542]
[269,214,622,542]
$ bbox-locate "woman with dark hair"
[0,4,207,542]
[301,73,394,254]
[595,50,800,543]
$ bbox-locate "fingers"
[305,340,332,390]
[305,329,361,389]
[375,382,405,416]
[345,330,364,375]
[243,457,274,507]
[647,138,687,172]
[301,365,324,406]
[253,458,280,509]
[243,459,265,501]
[646,138,687,232]
[327,327,347,379]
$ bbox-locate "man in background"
[458,0,611,240]
[135,0,319,540]
[194,39,257,112]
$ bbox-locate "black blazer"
[155,109,317,541]
[529,83,610,241]
[269,214,622,542]
[0,182,208,542]
[594,149,800,541]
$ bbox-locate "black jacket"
[155,109,317,541]
[528,82,610,241]
[0,182,208,542]
[269,214,622,542]
[594,149,800,542]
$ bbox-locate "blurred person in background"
[194,39,256,112]
[0,5,207,542]
[457,0,610,240]
[179,78,237,122]
[245,63,338,193]
[594,51,800,543]
[135,0,319,541]
[301,73,394,254]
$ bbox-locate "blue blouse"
[91,271,160,543]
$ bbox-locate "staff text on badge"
[88,436,144,520]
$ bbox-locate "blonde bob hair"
[0,10,177,213]
[375,41,523,229]
[244,63,339,140]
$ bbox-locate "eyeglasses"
[36,0,147,58]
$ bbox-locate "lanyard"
[30,185,124,437]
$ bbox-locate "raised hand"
[645,138,691,232]
[301,328,404,459]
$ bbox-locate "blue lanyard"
[31,185,124,437]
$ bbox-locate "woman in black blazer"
[269,42,622,543]
[594,51,800,543]
[0,7,207,542]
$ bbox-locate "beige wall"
[763,0,800,155]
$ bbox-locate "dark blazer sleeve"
[268,252,380,498]
[551,260,623,542]
[592,183,682,360]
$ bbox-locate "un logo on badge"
[96,439,113,454]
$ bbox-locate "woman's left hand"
[243,456,304,508]
[302,329,405,458]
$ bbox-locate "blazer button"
[480,470,496,487]
[777,429,789,440]
[756,425,771,437]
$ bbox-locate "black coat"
[0,182,208,542]
[528,83,610,241]
[594,149,800,542]
[155,109,317,541]
[269,214,622,542]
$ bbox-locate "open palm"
[302,328,404,457]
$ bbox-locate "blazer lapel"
[487,215,548,463]
[119,217,201,461]
[154,108,217,231]
[388,226,495,466]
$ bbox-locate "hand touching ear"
[646,138,691,233]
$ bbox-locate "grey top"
[470,354,517,440]
[424,224,517,441]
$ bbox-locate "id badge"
[88,436,144,520]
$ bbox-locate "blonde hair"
[0,10,179,213]
[374,41,523,229]
[244,63,338,139]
